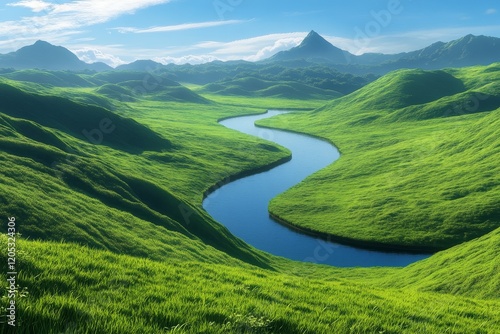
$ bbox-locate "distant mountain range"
[268,31,500,72]
[0,40,111,72]
[0,32,499,73]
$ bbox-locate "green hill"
[152,86,211,104]
[259,63,500,251]
[91,71,179,86]
[95,84,137,102]
[0,79,293,263]
[383,226,500,299]
[0,68,499,333]
[0,69,94,87]
[343,69,466,110]
[0,83,171,153]
[202,77,342,100]
[90,72,210,103]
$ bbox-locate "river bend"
[203,110,429,267]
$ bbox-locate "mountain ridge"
[265,31,500,72]
[268,30,354,64]
[1,33,499,74]
[0,40,111,72]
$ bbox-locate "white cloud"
[247,36,304,61]
[7,0,54,12]
[82,33,308,65]
[486,8,497,15]
[49,0,171,25]
[0,29,84,54]
[154,55,220,65]
[115,20,248,34]
[195,32,307,59]
[72,47,126,67]
[0,0,173,45]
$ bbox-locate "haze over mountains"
[0,32,499,74]
[269,31,500,72]
[0,40,111,72]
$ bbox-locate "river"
[203,110,429,267]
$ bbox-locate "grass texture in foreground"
[1,234,499,333]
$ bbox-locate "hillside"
[0,68,499,333]
[201,77,342,100]
[0,69,94,87]
[0,69,210,105]
[1,232,499,333]
[259,63,500,251]
[0,83,171,153]
[383,226,500,299]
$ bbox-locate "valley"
[0,30,499,333]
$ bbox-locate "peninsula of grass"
[258,64,500,251]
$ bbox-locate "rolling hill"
[201,76,342,100]
[0,65,499,333]
[0,69,94,87]
[0,83,171,153]
[383,225,500,299]
[92,72,210,104]
[259,63,500,251]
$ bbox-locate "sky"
[0,0,499,67]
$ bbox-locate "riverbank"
[203,110,429,267]
[269,212,439,254]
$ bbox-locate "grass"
[200,76,342,100]
[259,64,500,251]
[380,226,500,300]
[1,235,499,334]
[0,67,499,333]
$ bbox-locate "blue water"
[203,110,429,267]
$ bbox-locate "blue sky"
[1,0,499,67]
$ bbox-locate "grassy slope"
[0,81,294,267]
[1,235,499,334]
[259,64,500,251]
[0,72,499,333]
[201,77,342,100]
[381,226,500,300]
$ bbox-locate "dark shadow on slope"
[0,83,171,154]
[1,69,94,87]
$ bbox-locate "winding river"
[203,110,429,267]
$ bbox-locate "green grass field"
[259,64,500,251]
[0,67,499,333]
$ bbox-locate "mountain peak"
[33,40,52,46]
[0,40,111,71]
[305,30,321,39]
[266,30,352,64]
[299,30,334,50]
